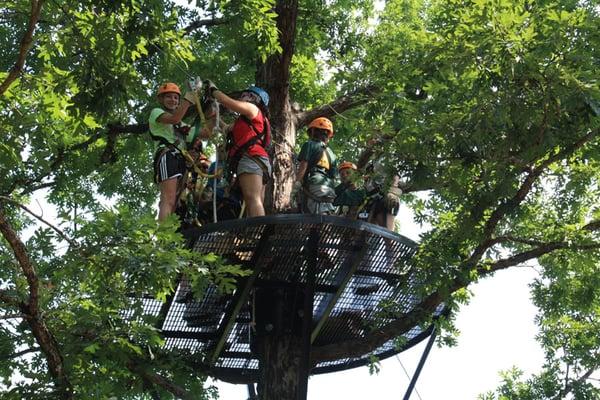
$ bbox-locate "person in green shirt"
[149,82,212,221]
[292,117,338,214]
[333,161,368,220]
[334,156,402,230]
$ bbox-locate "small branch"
[9,148,65,196]
[0,0,45,96]
[0,196,78,248]
[0,288,22,307]
[183,17,230,35]
[491,235,548,247]
[12,122,147,196]
[0,313,24,320]
[481,240,600,276]
[583,219,600,231]
[0,346,40,361]
[19,180,56,197]
[128,362,196,400]
[356,133,395,170]
[552,365,599,400]
[295,85,379,128]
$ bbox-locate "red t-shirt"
[229,111,271,159]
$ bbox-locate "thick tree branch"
[311,287,448,363]
[0,208,40,311]
[313,220,600,363]
[465,129,599,269]
[483,241,600,275]
[0,207,72,398]
[583,219,600,231]
[70,123,148,154]
[0,0,45,96]
[295,84,379,128]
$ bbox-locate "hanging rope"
[212,99,221,223]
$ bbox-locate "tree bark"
[256,0,299,212]
[0,0,44,96]
[257,335,303,400]
[0,206,73,399]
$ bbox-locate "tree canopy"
[1,0,599,398]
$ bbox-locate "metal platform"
[140,214,442,381]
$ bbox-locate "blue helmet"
[246,85,269,107]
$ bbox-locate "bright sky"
[211,205,546,399]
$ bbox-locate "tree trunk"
[256,0,299,213]
[257,335,303,400]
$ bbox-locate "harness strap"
[305,143,333,184]
[228,114,270,159]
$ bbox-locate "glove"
[384,186,402,215]
[203,80,219,96]
[183,91,197,104]
[187,77,203,92]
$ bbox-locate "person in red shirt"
[205,81,271,217]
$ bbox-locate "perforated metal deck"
[142,214,441,380]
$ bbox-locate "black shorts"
[154,147,186,183]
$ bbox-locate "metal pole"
[247,383,257,399]
[402,326,437,400]
[297,228,318,400]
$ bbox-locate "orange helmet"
[308,117,334,138]
[339,161,357,171]
[157,82,181,96]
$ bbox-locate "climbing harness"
[225,114,272,182]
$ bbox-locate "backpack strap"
[306,142,332,182]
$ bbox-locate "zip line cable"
[396,355,424,400]
[149,42,196,80]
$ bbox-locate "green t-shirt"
[334,183,366,207]
[148,107,200,150]
[298,139,337,187]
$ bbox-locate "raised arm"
[203,80,259,120]
[156,96,194,125]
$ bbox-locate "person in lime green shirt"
[149,82,211,221]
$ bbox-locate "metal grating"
[140,214,443,378]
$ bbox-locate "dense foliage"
[0,0,598,398]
